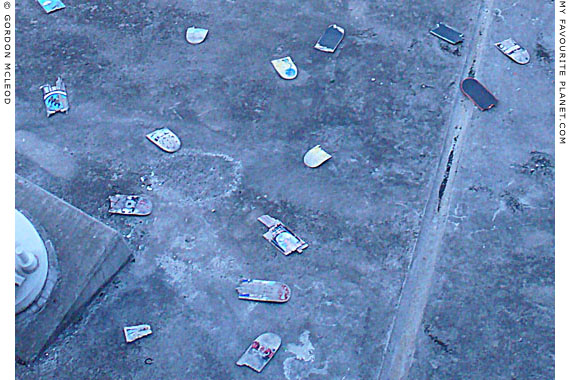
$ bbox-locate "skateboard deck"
[430,23,463,45]
[314,24,345,53]
[37,0,65,13]
[186,27,208,44]
[236,333,281,373]
[108,195,152,216]
[271,57,298,80]
[40,77,69,117]
[146,128,181,153]
[258,215,308,255]
[236,279,291,303]
[495,38,530,65]
[123,324,152,343]
[304,145,331,168]
[460,78,498,111]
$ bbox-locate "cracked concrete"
[15,0,553,379]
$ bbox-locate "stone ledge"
[15,175,132,364]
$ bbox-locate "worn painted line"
[378,2,496,379]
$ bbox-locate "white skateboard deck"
[303,145,332,168]
[236,279,291,303]
[186,27,208,44]
[495,38,530,65]
[123,324,152,343]
[146,128,181,153]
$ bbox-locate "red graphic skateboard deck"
[236,333,281,373]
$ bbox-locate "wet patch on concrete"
[283,331,329,380]
[148,151,242,203]
[516,151,554,178]
[535,41,552,63]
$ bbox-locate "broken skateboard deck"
[37,0,65,13]
[271,57,298,80]
[460,78,498,111]
[304,145,332,168]
[258,215,308,255]
[430,23,463,45]
[40,77,69,117]
[186,27,208,44]
[495,38,530,65]
[123,324,152,343]
[314,24,345,53]
[108,195,152,216]
[146,128,181,153]
[236,279,291,303]
[236,333,281,373]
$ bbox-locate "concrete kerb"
[15,174,132,363]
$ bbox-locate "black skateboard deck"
[460,78,498,111]
[430,23,463,45]
[314,24,345,53]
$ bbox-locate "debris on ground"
[271,56,298,80]
[123,324,152,343]
[140,172,155,191]
[314,24,345,53]
[430,23,463,45]
[236,279,291,303]
[40,77,69,117]
[258,215,308,255]
[108,195,153,216]
[440,43,462,56]
[495,38,530,64]
[185,27,208,44]
[460,77,498,111]
[36,0,65,13]
[146,128,181,153]
[236,333,281,373]
[144,358,153,365]
[303,145,331,168]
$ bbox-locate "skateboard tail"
[235,358,262,372]
[271,57,298,80]
[304,145,332,168]
[186,27,208,44]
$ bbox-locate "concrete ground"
[15,0,554,379]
